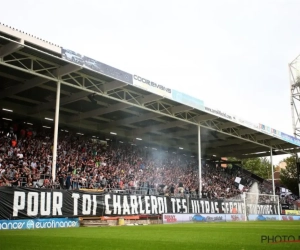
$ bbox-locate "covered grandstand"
[0,23,299,198]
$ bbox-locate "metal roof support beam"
[64,123,183,151]
[213,143,293,157]
[239,128,257,135]
[123,113,220,138]
[72,102,132,122]
[256,134,274,140]
[28,85,106,115]
[98,112,162,131]
[0,63,81,100]
[198,125,202,197]
[270,148,275,196]
[100,105,192,132]
[219,122,240,129]
[197,114,218,122]
[207,144,266,157]
[131,113,220,137]
[56,64,82,77]
[141,94,162,104]
[0,72,24,81]
[236,149,297,158]
[51,81,61,182]
[237,152,269,158]
[0,41,24,57]
[0,75,51,100]
[69,93,163,122]
[101,80,126,93]
[211,146,269,157]
[204,138,245,148]
[134,120,186,136]
[169,105,193,114]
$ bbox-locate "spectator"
[0,119,294,205]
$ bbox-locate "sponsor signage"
[0,188,280,219]
[204,106,234,121]
[202,106,300,147]
[281,215,300,221]
[271,128,282,138]
[172,90,204,111]
[285,210,300,215]
[235,117,260,131]
[162,213,226,224]
[0,217,79,230]
[61,48,133,85]
[225,214,246,221]
[259,124,300,146]
[162,213,245,224]
[281,132,300,146]
[133,75,172,98]
[248,214,280,221]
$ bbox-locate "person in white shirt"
[31,161,37,169]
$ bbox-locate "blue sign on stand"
[172,90,204,111]
[0,217,79,230]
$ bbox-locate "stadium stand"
[0,119,297,207]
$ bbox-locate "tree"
[227,157,272,180]
[258,157,272,180]
[280,156,298,195]
[241,157,272,180]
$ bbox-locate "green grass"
[0,222,300,250]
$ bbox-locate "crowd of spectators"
[0,120,293,203]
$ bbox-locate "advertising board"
[132,74,172,98]
[172,90,204,111]
[204,106,234,121]
[162,213,226,224]
[281,215,300,220]
[285,210,300,215]
[248,214,280,221]
[0,217,79,230]
[259,124,300,146]
[61,48,133,85]
[162,213,246,224]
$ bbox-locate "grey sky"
[2,0,300,164]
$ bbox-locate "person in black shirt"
[66,173,72,190]
[58,173,65,189]
[20,170,27,187]
[170,184,175,197]
[11,173,21,187]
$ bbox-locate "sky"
[1,0,300,164]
